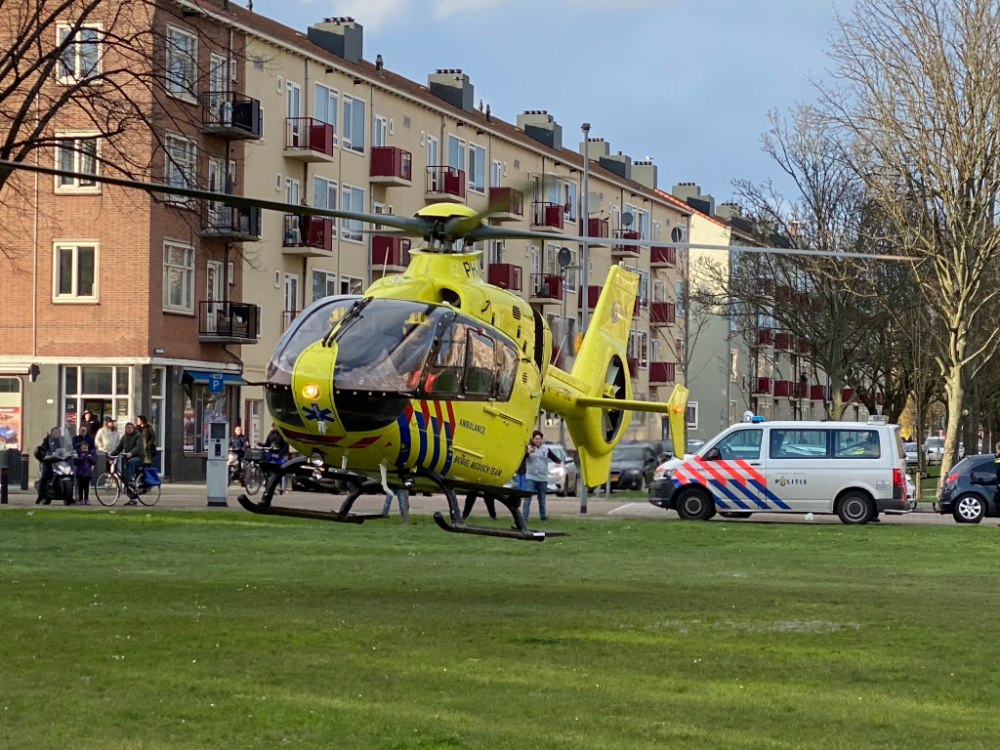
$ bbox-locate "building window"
[163,241,195,313]
[468,143,486,193]
[56,24,100,82]
[54,135,98,192]
[638,270,649,307]
[448,135,466,171]
[313,83,338,143]
[312,176,337,213]
[374,115,388,147]
[490,159,502,189]
[341,185,364,242]
[343,95,365,153]
[686,402,699,430]
[675,279,685,316]
[312,269,337,303]
[164,132,196,204]
[340,275,363,295]
[53,243,97,301]
[62,365,131,439]
[564,181,578,222]
[165,25,197,99]
[628,330,649,368]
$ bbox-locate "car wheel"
[836,491,875,525]
[675,487,714,521]
[719,511,752,519]
[953,494,985,524]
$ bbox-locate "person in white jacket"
[95,417,120,456]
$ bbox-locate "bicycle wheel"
[243,463,263,496]
[94,473,121,506]
[138,483,161,507]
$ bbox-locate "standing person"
[33,427,63,505]
[95,417,120,456]
[261,423,290,493]
[521,431,561,523]
[382,488,410,524]
[135,415,157,467]
[72,425,96,505]
[111,422,145,505]
[230,424,248,459]
[81,410,102,440]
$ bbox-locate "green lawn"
[3,511,1000,749]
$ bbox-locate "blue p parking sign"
[208,373,224,393]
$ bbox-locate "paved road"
[0,485,977,526]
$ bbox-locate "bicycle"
[235,447,265,496]
[94,453,161,506]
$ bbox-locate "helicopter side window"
[423,322,468,398]
[464,330,496,399]
[496,343,518,401]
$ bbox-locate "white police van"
[648,416,914,525]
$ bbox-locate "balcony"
[487,263,522,292]
[426,166,466,201]
[529,273,563,303]
[774,332,793,352]
[612,229,641,258]
[489,187,524,221]
[649,362,676,385]
[792,383,807,399]
[757,328,774,347]
[531,202,564,231]
[774,380,794,398]
[582,217,610,246]
[627,358,640,379]
[282,214,333,256]
[842,387,855,403]
[198,302,260,344]
[753,377,773,395]
[283,117,334,163]
[371,235,411,272]
[369,146,412,187]
[578,285,600,310]
[798,338,810,355]
[811,384,829,401]
[650,246,677,267]
[200,92,262,140]
[200,203,261,242]
[282,310,300,333]
[650,302,676,326]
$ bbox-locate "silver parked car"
[902,442,920,467]
[924,437,944,466]
[545,443,579,496]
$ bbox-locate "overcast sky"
[249,0,848,205]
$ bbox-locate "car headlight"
[654,468,674,481]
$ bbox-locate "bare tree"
[819,0,1000,481]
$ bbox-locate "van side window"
[770,429,829,459]
[712,429,763,461]
[834,430,881,459]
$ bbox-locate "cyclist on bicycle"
[230,425,248,460]
[261,423,289,465]
[111,422,145,504]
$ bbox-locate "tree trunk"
[939,365,965,490]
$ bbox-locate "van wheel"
[837,492,875,525]
[675,488,714,521]
[953,495,985,524]
[719,512,752,519]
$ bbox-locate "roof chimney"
[672,182,716,216]
[632,160,657,190]
[599,150,632,181]
[428,69,474,112]
[517,110,563,150]
[308,18,363,64]
[580,137,610,158]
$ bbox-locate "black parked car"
[608,444,659,491]
[936,454,998,523]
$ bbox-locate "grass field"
[3,511,1000,749]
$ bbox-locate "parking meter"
[206,420,228,506]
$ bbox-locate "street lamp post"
[580,122,591,514]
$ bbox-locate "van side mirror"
[657,452,669,463]
[704,447,722,461]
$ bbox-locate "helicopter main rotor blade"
[442,189,523,239]
[464,224,916,262]
[0,159,431,236]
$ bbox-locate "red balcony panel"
[797,338,809,355]
[370,146,412,181]
[578,285,600,309]
[489,186,523,217]
[627,357,640,378]
[613,229,641,255]
[371,235,411,268]
[426,166,466,199]
[633,297,641,316]
[284,117,334,156]
[650,246,677,266]
[650,301,676,325]
[282,214,332,251]
[753,377,773,395]
[757,328,774,346]
[530,273,563,301]
[774,332,793,351]
[649,362,676,384]
[775,285,794,304]
[487,263,522,291]
[774,380,793,398]
[842,387,854,402]
[810,384,828,401]
[586,217,609,239]
[759,279,774,296]
[532,202,565,230]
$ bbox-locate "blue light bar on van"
[751,416,765,423]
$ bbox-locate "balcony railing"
[531,202,564,231]
[583,217,609,244]
[842,387,855,403]
[650,302,676,326]
[811,384,829,401]
[650,246,677,267]
[613,229,641,256]
[370,146,412,185]
[371,235,411,270]
[792,383,807,399]
[753,377,773,395]
[200,91,262,140]
[530,273,563,301]
[649,362,676,384]
[200,203,261,241]
[627,357,640,378]
[798,338,810,355]
[774,332,793,351]
[282,214,333,254]
[489,186,524,221]
[487,263,522,291]
[757,328,774,347]
[426,166,466,200]
[578,285,600,310]
[282,310,300,333]
[198,302,260,343]
[774,380,794,398]
[283,117,334,161]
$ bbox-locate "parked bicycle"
[94,453,161,506]
[232,446,265,495]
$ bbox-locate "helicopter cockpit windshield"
[266,296,363,386]
[331,299,450,392]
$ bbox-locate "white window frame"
[564,181,578,222]
[165,24,197,102]
[311,269,337,303]
[468,142,486,194]
[284,176,300,205]
[342,94,365,154]
[490,159,503,189]
[638,269,649,308]
[340,184,364,242]
[373,114,388,148]
[54,133,99,193]
[686,402,699,430]
[313,83,339,143]
[447,134,466,172]
[340,275,364,295]
[162,240,195,314]
[56,23,102,83]
[52,241,98,303]
[164,131,196,206]
[312,175,338,228]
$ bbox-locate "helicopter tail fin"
[541,266,689,486]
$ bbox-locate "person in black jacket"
[230,425,248,459]
[33,427,63,505]
[261,424,289,462]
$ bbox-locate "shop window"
[183,383,228,454]
[62,365,131,437]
